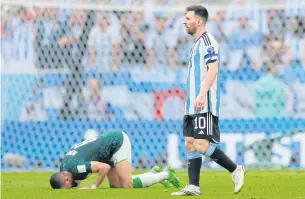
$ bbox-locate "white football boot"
[232,165,246,194]
[171,184,202,196]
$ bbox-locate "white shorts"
[111,131,132,165]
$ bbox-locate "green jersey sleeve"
[61,159,92,180]
[73,161,92,175]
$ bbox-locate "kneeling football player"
[50,130,180,189]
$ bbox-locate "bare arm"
[112,43,121,72]
[200,61,219,95]
[146,49,153,68]
[130,26,145,42]
[89,45,95,65]
[168,47,176,68]
[194,60,218,110]
[57,35,80,47]
[90,161,111,189]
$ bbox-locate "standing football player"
[171,5,246,196]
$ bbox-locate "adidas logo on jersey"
[198,130,204,135]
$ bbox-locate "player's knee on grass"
[194,139,210,154]
[120,179,133,188]
[107,168,121,188]
[185,137,196,152]
[115,160,133,188]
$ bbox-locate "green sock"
[132,172,168,188]
[133,177,143,188]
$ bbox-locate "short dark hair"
[186,5,208,22]
[50,172,63,189]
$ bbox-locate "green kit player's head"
[50,171,75,189]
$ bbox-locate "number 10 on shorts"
[194,115,213,136]
[194,116,206,129]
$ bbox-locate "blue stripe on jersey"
[216,54,221,116]
[194,45,201,110]
[186,67,191,115]
[216,78,220,116]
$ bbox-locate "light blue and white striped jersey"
[185,32,220,116]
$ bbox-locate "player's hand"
[78,186,91,189]
[79,186,95,190]
[194,93,206,111]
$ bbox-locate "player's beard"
[72,181,78,188]
[186,26,196,36]
[71,175,78,188]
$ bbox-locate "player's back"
[61,131,124,168]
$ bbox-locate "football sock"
[132,172,168,188]
[205,144,237,173]
[187,151,202,186]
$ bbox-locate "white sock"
[132,172,168,188]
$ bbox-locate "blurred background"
[1,0,305,170]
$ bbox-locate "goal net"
[1,0,305,170]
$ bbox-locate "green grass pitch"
[2,170,305,199]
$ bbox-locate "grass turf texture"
[2,170,305,199]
